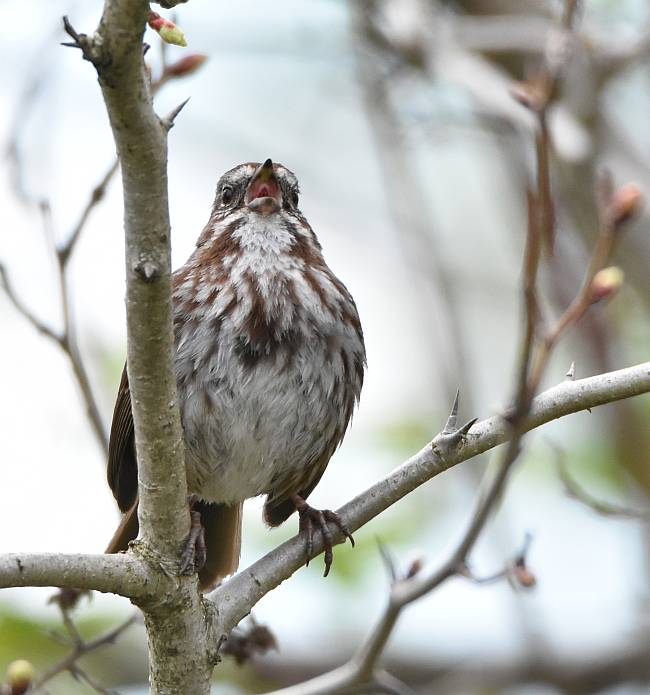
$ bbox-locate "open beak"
[245,158,282,215]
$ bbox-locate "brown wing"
[263,372,362,528]
[107,364,138,513]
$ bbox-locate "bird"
[105,159,366,590]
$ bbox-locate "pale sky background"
[1,1,649,692]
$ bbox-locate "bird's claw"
[293,495,354,577]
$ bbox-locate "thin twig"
[527,173,632,395]
[551,443,650,520]
[31,613,138,692]
[59,158,120,266]
[69,665,119,695]
[0,264,63,344]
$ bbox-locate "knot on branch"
[134,259,160,282]
[127,540,182,609]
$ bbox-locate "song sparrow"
[106,159,366,589]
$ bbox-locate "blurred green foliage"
[376,416,434,460]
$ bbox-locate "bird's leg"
[180,494,207,575]
[291,494,354,577]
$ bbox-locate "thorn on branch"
[432,390,478,462]
[61,16,93,63]
[442,389,460,434]
[565,361,576,381]
[161,97,190,131]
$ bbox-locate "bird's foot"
[291,494,354,577]
[180,494,207,575]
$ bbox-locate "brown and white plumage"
[106,160,365,589]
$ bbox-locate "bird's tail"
[196,500,243,591]
[105,501,139,555]
[105,499,243,592]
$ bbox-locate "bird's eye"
[221,186,234,206]
[291,190,299,207]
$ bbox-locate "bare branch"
[0,553,151,598]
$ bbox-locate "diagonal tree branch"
[212,360,650,634]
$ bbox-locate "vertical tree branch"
[89,0,188,572]
[63,4,217,693]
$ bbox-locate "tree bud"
[609,183,643,226]
[590,267,624,303]
[147,12,187,47]
[405,557,423,579]
[164,54,208,78]
[513,565,536,589]
[510,80,546,112]
[5,660,35,695]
